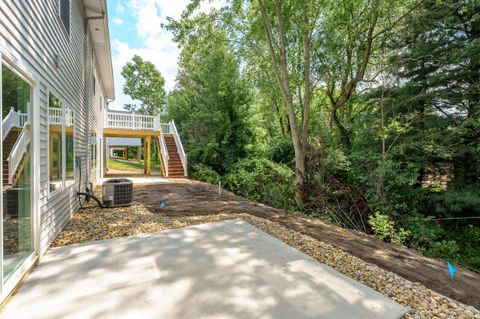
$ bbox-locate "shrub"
[191,163,221,185]
[224,158,296,211]
[368,212,394,241]
[368,212,411,246]
[421,240,460,260]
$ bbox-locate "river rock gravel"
[52,203,480,319]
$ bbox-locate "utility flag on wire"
[447,261,456,278]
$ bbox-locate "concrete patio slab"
[0,220,409,319]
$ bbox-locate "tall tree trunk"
[257,0,311,204]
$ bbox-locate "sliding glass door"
[1,62,34,283]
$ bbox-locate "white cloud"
[109,0,223,110]
[112,18,123,26]
[115,3,125,13]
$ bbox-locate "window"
[59,0,70,36]
[49,93,63,192]
[65,107,75,182]
[1,59,34,283]
[48,93,75,193]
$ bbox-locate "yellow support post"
[144,136,151,175]
[49,133,54,180]
[56,135,61,179]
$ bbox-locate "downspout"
[83,12,105,193]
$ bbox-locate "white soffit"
[84,0,115,100]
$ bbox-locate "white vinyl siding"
[0,0,106,256]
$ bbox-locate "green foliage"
[191,163,221,185]
[269,137,294,166]
[2,65,31,116]
[421,240,460,261]
[224,158,296,211]
[162,0,480,272]
[403,214,444,247]
[167,16,252,176]
[368,212,411,246]
[121,55,166,115]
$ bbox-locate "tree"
[391,0,480,190]
[166,14,253,176]
[253,0,318,204]
[121,55,166,115]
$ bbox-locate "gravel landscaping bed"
[52,204,480,319]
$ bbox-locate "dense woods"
[159,0,480,270]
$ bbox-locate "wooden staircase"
[164,135,186,178]
[2,130,20,185]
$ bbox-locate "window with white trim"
[48,92,76,193]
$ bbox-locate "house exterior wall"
[0,0,109,262]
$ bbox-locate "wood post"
[125,147,129,160]
[144,136,151,175]
[137,146,141,162]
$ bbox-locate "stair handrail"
[159,128,169,177]
[7,121,31,184]
[2,107,27,142]
[169,120,187,176]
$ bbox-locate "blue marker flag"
[447,261,456,278]
[241,202,246,209]
[160,201,165,209]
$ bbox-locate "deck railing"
[48,108,73,126]
[105,111,187,177]
[2,107,28,141]
[159,128,169,177]
[8,122,31,184]
[106,111,161,131]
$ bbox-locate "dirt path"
[133,180,480,310]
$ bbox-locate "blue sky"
[106,0,223,110]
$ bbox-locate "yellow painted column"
[56,135,61,179]
[49,133,54,180]
[144,136,151,175]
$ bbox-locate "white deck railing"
[49,108,63,126]
[8,122,31,184]
[2,107,28,141]
[159,129,169,177]
[169,120,187,176]
[106,111,161,131]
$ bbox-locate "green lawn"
[108,158,161,171]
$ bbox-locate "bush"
[421,240,460,261]
[269,137,294,165]
[224,158,296,211]
[191,163,221,185]
[368,212,411,246]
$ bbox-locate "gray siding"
[0,0,107,254]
